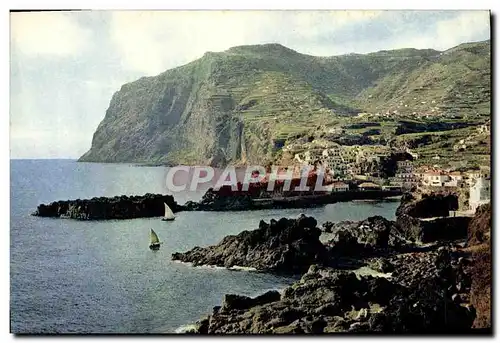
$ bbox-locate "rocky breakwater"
[32,193,182,220]
[183,186,254,211]
[395,192,471,243]
[190,247,476,334]
[172,214,328,274]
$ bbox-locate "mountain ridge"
[79,40,490,165]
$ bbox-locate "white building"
[469,177,490,212]
[331,181,349,192]
[422,172,449,187]
[443,172,463,187]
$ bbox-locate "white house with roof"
[469,177,490,212]
[331,181,349,192]
[422,171,449,187]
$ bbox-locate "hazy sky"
[10,10,490,159]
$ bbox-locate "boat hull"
[162,218,175,221]
[149,243,161,250]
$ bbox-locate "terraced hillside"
[355,41,491,116]
[80,40,490,166]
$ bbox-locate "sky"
[10,10,491,159]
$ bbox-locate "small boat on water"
[149,228,163,250]
[162,203,175,221]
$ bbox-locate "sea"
[10,159,399,333]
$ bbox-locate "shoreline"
[31,189,403,220]
[167,196,489,334]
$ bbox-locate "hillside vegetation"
[79,40,490,166]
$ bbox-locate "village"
[280,134,491,214]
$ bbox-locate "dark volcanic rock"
[367,258,394,273]
[465,203,492,329]
[395,192,469,243]
[396,192,458,219]
[321,221,335,233]
[325,216,410,255]
[190,256,475,334]
[467,203,491,246]
[194,187,254,211]
[396,214,471,243]
[221,291,281,313]
[171,214,328,274]
[32,193,182,220]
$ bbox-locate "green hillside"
[79,40,490,166]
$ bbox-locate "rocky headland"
[32,193,182,220]
[32,184,402,219]
[172,215,328,274]
[394,192,471,243]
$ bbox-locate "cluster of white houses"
[392,162,490,211]
[288,140,490,213]
[293,143,390,178]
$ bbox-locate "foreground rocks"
[191,248,476,334]
[396,214,471,243]
[172,215,328,274]
[322,216,411,257]
[176,199,491,334]
[32,193,182,220]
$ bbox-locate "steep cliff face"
[79,56,246,165]
[79,41,490,165]
[80,45,346,165]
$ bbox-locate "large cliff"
[79,41,490,165]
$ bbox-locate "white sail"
[164,203,175,219]
[150,229,161,244]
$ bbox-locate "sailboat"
[149,228,162,250]
[162,203,175,221]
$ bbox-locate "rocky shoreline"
[31,193,182,220]
[172,215,328,274]
[32,188,402,220]
[172,195,491,334]
[184,188,403,212]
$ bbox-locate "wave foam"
[172,260,257,271]
[174,324,198,334]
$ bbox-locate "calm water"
[10,159,398,333]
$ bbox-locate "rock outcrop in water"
[172,214,328,274]
[395,192,458,219]
[184,185,402,212]
[394,192,470,243]
[191,247,476,334]
[395,214,471,243]
[32,193,182,220]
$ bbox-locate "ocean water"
[10,159,398,333]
